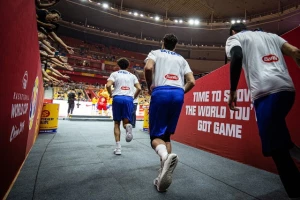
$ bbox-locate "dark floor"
[8,120,289,200]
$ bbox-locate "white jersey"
[108,70,139,98]
[145,49,192,90]
[226,31,295,100]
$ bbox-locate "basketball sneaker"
[153,168,166,192]
[114,148,121,155]
[155,153,178,192]
[125,124,133,142]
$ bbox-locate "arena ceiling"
[53,0,300,45]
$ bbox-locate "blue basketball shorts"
[112,95,134,122]
[149,86,184,139]
[254,91,295,157]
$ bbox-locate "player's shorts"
[149,86,184,139]
[254,91,295,157]
[112,95,134,122]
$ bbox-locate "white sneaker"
[114,148,121,155]
[125,124,133,142]
[290,145,300,162]
[156,153,178,191]
[154,168,166,192]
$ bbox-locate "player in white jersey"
[106,58,141,155]
[144,34,195,192]
[226,23,300,198]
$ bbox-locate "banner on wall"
[173,27,300,173]
[0,0,45,198]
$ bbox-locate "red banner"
[173,27,300,173]
[0,0,44,199]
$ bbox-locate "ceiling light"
[174,20,178,23]
[155,16,160,21]
[179,19,183,23]
[237,20,241,23]
[129,12,132,14]
[134,12,138,16]
[231,20,236,24]
[140,14,144,17]
[150,16,153,19]
[102,3,108,9]
[188,19,195,25]
[194,20,200,25]
[97,2,100,5]
[243,20,246,22]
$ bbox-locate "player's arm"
[144,59,155,93]
[134,83,142,99]
[106,80,114,98]
[228,46,243,111]
[184,72,195,94]
[281,42,300,67]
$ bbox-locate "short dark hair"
[117,58,130,69]
[50,10,61,17]
[163,34,178,50]
[229,23,247,36]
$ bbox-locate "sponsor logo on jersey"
[121,86,130,90]
[165,74,179,80]
[262,54,279,63]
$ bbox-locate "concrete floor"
[8,120,289,200]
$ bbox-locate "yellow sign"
[143,107,149,131]
[104,61,116,65]
[81,73,95,77]
[39,103,59,133]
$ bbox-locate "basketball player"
[106,58,141,155]
[144,34,195,192]
[226,23,300,198]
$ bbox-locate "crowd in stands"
[36,0,75,87]
[36,0,208,98]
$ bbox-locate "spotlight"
[129,12,132,14]
[188,19,195,25]
[102,3,108,9]
[134,12,138,16]
[179,19,183,23]
[174,20,178,23]
[140,14,144,17]
[243,19,246,22]
[194,20,200,25]
[97,2,100,5]
[150,16,153,19]
[155,16,160,21]
[237,20,241,23]
[231,20,236,24]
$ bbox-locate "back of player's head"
[253,27,264,32]
[117,58,130,69]
[229,23,247,36]
[163,34,178,51]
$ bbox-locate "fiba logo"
[22,71,28,90]
[29,76,39,130]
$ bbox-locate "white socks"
[116,141,121,149]
[155,144,168,162]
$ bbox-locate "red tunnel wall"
[0,1,44,199]
[173,27,300,173]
